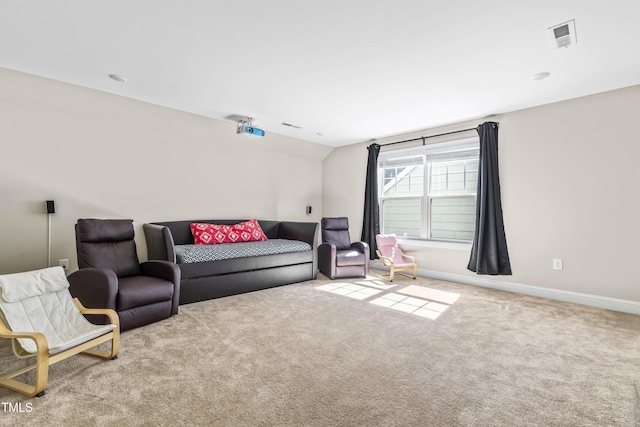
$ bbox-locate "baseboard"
[370,262,640,315]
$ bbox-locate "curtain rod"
[376,126,478,148]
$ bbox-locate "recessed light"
[533,72,551,81]
[108,74,127,83]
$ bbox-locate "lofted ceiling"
[1,1,639,147]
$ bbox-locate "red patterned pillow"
[190,223,233,245]
[190,220,268,245]
[231,219,268,242]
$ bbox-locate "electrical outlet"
[553,259,563,271]
[59,259,69,271]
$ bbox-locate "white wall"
[4,66,640,310]
[323,84,640,306]
[0,68,332,273]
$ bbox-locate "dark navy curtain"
[361,143,380,259]
[467,122,512,275]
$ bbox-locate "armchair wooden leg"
[0,320,49,397]
[75,298,120,360]
[0,351,49,397]
[1,310,119,397]
[0,331,119,397]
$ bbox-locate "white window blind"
[378,137,479,242]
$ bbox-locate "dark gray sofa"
[143,219,318,304]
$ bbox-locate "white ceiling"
[1,1,639,147]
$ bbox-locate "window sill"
[396,237,472,251]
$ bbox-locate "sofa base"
[179,263,316,305]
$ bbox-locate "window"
[378,137,479,242]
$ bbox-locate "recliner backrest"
[76,219,141,278]
[321,217,352,250]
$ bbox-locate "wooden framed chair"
[0,267,119,397]
[375,234,417,282]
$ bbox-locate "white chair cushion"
[0,267,115,355]
[0,266,70,302]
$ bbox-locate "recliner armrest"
[141,260,181,316]
[317,242,337,279]
[68,268,118,310]
[350,242,370,272]
[350,241,369,256]
[318,242,337,256]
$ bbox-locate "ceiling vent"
[281,122,302,129]
[548,19,577,49]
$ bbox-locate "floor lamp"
[46,200,55,267]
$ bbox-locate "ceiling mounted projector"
[236,117,265,137]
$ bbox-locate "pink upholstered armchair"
[375,234,417,282]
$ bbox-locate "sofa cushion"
[175,239,312,263]
[191,219,268,245]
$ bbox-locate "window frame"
[378,136,480,244]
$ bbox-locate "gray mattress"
[175,239,312,264]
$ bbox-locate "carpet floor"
[1,274,639,426]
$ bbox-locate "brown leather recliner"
[68,219,180,332]
[318,217,370,279]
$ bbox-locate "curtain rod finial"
[367,138,380,149]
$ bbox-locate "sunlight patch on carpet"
[315,282,383,300]
[370,292,450,319]
[354,277,396,290]
[397,285,460,305]
[315,279,458,320]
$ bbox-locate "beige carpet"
[1,274,639,426]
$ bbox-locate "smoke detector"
[548,20,577,49]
